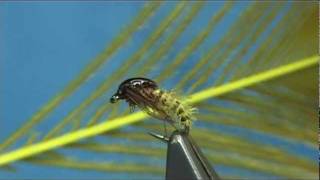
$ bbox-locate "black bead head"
[110,77,158,104]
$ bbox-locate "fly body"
[110,77,196,133]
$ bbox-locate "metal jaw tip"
[148,132,169,143]
[149,130,221,180]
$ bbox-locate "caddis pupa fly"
[110,77,196,134]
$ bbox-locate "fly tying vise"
[110,77,196,134]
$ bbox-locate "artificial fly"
[110,77,196,134]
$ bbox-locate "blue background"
[0,1,316,179]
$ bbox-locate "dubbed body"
[110,77,196,133]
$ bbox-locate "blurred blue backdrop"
[0,1,317,179]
